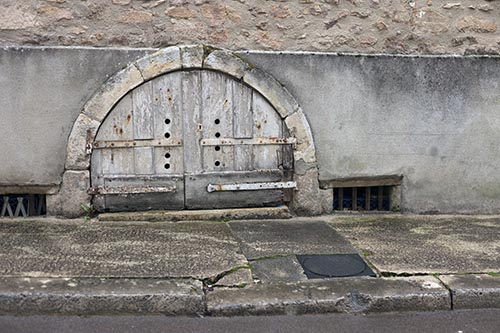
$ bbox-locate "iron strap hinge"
[207,181,297,193]
[88,186,177,195]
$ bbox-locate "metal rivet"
[215,146,221,151]
[215,160,221,167]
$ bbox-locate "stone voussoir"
[243,67,299,119]
[439,274,500,310]
[65,113,100,171]
[134,46,181,81]
[203,49,251,79]
[0,277,204,316]
[82,64,144,122]
[285,110,316,165]
[180,44,205,69]
[206,276,450,317]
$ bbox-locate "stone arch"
[50,45,326,217]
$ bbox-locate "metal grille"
[333,186,391,211]
[0,194,46,217]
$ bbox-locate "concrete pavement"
[0,214,498,316]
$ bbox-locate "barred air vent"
[333,186,391,211]
[320,175,402,212]
[0,195,46,217]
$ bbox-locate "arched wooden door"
[90,70,295,212]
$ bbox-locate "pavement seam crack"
[434,275,454,310]
[202,264,252,289]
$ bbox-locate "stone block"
[440,274,500,310]
[134,46,181,81]
[65,114,100,170]
[181,45,205,69]
[46,170,90,218]
[203,49,251,79]
[206,276,450,316]
[243,67,299,118]
[293,168,323,215]
[82,64,143,122]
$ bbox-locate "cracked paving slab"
[0,219,249,282]
[228,220,357,260]
[327,215,500,275]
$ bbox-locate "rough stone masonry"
[0,0,499,56]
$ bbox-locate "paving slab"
[228,220,357,260]
[439,274,500,310]
[328,215,500,274]
[250,256,308,283]
[0,220,248,281]
[0,277,204,315]
[206,276,450,316]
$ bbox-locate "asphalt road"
[1,309,499,333]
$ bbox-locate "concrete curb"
[0,275,499,316]
[0,278,204,316]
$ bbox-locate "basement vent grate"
[0,194,46,217]
[333,186,391,211]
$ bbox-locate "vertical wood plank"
[134,147,154,175]
[95,94,134,141]
[152,72,184,175]
[201,71,234,172]
[233,80,253,171]
[253,92,282,170]
[101,148,135,175]
[182,71,203,173]
[133,81,154,140]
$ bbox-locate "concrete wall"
[1,46,499,213]
[243,52,500,213]
[0,1,499,56]
[0,47,152,186]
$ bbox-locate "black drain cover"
[297,254,376,279]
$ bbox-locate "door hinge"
[207,181,297,192]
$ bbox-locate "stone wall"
[1,0,499,55]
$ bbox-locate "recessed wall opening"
[320,175,403,213]
[0,194,46,217]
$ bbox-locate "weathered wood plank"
[182,71,203,173]
[103,176,184,211]
[201,71,234,172]
[101,148,135,175]
[253,92,282,170]
[134,147,154,175]
[95,94,134,141]
[233,80,253,171]
[154,146,184,175]
[185,170,284,209]
[132,81,154,140]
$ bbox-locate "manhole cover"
[297,254,376,279]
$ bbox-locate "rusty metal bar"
[93,139,183,149]
[352,188,357,210]
[378,186,383,210]
[201,137,296,146]
[207,181,297,193]
[88,186,177,195]
[338,188,344,210]
[365,187,371,210]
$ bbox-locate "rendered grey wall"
[1,46,499,213]
[242,52,500,213]
[0,46,152,186]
